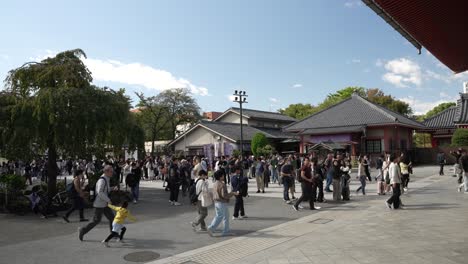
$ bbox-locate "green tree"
[319,87,366,110]
[2,49,138,197]
[279,103,316,119]
[257,144,276,158]
[158,88,201,140]
[452,129,468,146]
[251,133,268,157]
[366,88,412,116]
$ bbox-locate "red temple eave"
[363,0,468,74]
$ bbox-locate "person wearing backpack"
[190,170,212,232]
[79,165,116,241]
[231,166,247,220]
[63,169,88,223]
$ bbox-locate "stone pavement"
[0,166,465,264]
[150,169,468,264]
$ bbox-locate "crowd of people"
[5,148,468,246]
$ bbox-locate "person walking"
[459,150,468,193]
[207,170,238,237]
[332,155,344,202]
[280,157,294,204]
[356,157,367,195]
[436,151,446,176]
[79,165,116,241]
[63,169,88,223]
[363,155,372,182]
[451,149,463,180]
[169,157,182,206]
[126,164,141,204]
[231,166,247,219]
[293,157,320,211]
[102,201,136,247]
[386,155,402,209]
[324,154,334,192]
[191,170,212,231]
[270,155,279,184]
[400,157,411,192]
[255,158,265,193]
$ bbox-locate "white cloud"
[344,1,362,8]
[226,94,237,102]
[351,59,361,63]
[29,50,209,96]
[400,95,457,115]
[292,83,303,88]
[269,97,279,103]
[83,58,209,96]
[382,58,422,87]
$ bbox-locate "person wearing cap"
[231,166,248,220]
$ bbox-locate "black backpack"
[240,177,249,197]
[189,179,202,205]
[126,173,137,187]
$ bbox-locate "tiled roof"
[169,121,295,146]
[227,107,297,122]
[423,106,457,129]
[299,125,365,135]
[454,93,468,124]
[284,94,424,132]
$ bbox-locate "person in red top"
[293,157,320,211]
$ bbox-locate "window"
[366,140,382,153]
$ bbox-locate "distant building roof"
[215,107,297,123]
[168,120,295,146]
[454,94,468,124]
[203,111,223,121]
[284,94,424,134]
[423,106,457,129]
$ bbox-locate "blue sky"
[1,0,467,115]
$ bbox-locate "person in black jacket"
[231,166,247,219]
[169,157,182,206]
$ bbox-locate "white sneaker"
[385,201,392,209]
[458,186,462,192]
[298,204,304,209]
[101,240,109,247]
[404,188,408,192]
[133,199,137,204]
[232,216,239,220]
[314,206,321,210]
[239,215,248,219]
[173,202,181,206]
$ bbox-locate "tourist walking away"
[79,165,116,241]
[437,151,446,176]
[281,157,294,204]
[63,169,88,223]
[102,201,136,247]
[324,154,334,192]
[255,158,265,193]
[459,150,468,193]
[356,157,367,195]
[341,160,351,201]
[231,166,248,219]
[293,157,320,211]
[314,158,325,203]
[386,155,402,209]
[270,155,279,183]
[207,170,239,237]
[191,170,212,231]
[169,157,182,206]
[375,155,385,195]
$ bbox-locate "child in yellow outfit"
[102,201,136,247]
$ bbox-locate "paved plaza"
[0,166,467,264]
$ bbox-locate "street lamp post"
[233,90,248,157]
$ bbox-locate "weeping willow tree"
[1,49,144,197]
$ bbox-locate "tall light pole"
[233,90,248,157]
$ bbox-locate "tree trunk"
[47,134,58,200]
[151,128,156,157]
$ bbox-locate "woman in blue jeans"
[208,170,238,236]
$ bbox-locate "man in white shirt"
[386,155,402,209]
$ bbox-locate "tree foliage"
[280,87,412,119]
[424,102,456,120]
[136,88,201,155]
[1,49,143,197]
[452,129,468,147]
[257,144,276,158]
[251,133,268,157]
[413,133,432,148]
